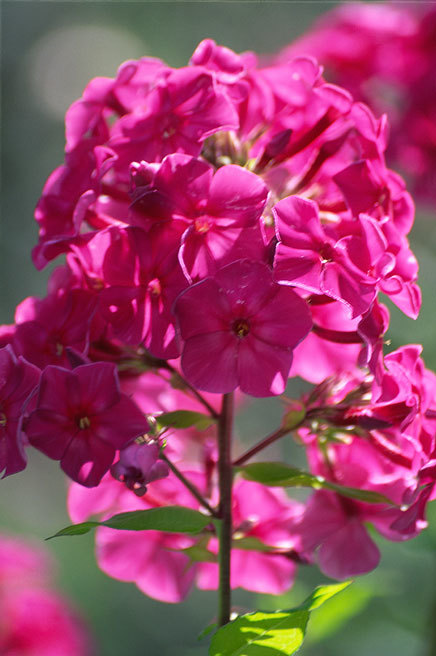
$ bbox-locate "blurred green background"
[2,2,436,655]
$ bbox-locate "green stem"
[233,426,290,467]
[217,392,234,627]
[160,452,217,518]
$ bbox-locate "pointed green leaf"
[297,581,352,611]
[209,581,352,655]
[238,462,394,505]
[47,506,211,540]
[155,410,215,431]
[209,609,309,656]
[308,583,373,642]
[45,521,99,539]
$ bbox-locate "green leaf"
[238,462,394,505]
[155,410,215,431]
[46,522,100,539]
[209,609,309,656]
[296,581,352,611]
[209,581,351,656]
[307,583,373,642]
[47,506,211,540]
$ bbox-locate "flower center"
[232,318,250,338]
[0,413,7,428]
[194,216,210,234]
[78,416,91,430]
[319,243,335,263]
[148,278,161,296]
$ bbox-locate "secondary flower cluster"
[2,39,435,599]
[279,2,436,205]
[0,533,91,654]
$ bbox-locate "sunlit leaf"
[209,581,351,655]
[308,583,373,642]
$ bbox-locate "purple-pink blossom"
[25,362,149,486]
[174,259,312,396]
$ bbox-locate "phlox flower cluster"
[278,2,436,205]
[2,38,436,602]
[0,533,91,655]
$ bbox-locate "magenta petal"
[135,545,196,603]
[97,527,195,602]
[207,165,268,226]
[67,477,120,522]
[274,244,323,292]
[318,520,380,579]
[25,410,74,459]
[175,278,231,339]
[230,550,295,594]
[95,394,149,448]
[145,296,180,359]
[75,363,120,413]
[273,195,325,247]
[214,260,276,315]
[37,366,78,414]
[321,262,375,317]
[251,285,312,348]
[60,432,115,487]
[237,337,292,396]
[181,332,238,393]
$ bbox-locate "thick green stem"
[217,392,234,627]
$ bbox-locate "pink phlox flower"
[174,259,312,396]
[0,346,40,478]
[297,489,381,580]
[25,362,149,487]
[97,224,187,357]
[65,57,168,153]
[12,289,97,370]
[190,39,248,84]
[273,195,378,317]
[109,67,239,165]
[32,147,94,269]
[299,434,421,577]
[128,154,268,281]
[370,345,425,431]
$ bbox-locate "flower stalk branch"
[159,451,218,518]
